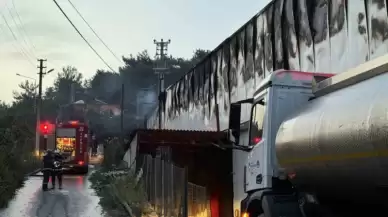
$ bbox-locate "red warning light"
[69,120,79,125]
[40,122,53,134]
[253,137,262,144]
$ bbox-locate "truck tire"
[78,166,88,175]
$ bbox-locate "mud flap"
[262,194,303,217]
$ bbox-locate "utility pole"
[70,83,76,103]
[120,83,124,146]
[35,59,53,155]
[153,39,171,129]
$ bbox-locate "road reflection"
[0,169,105,217]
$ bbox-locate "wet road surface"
[0,169,106,217]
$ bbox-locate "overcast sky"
[0,0,271,102]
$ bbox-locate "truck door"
[246,96,268,191]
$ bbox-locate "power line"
[52,0,116,72]
[67,0,122,63]
[0,11,35,67]
[11,0,38,52]
[6,4,36,59]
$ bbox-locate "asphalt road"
[0,168,106,217]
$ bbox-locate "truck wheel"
[79,166,88,175]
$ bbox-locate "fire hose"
[27,161,70,177]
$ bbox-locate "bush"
[89,138,150,217]
[0,118,40,208]
[90,169,151,217]
[112,174,152,216]
[101,138,126,169]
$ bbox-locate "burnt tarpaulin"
[347,0,368,69]
[176,79,182,116]
[366,0,388,60]
[244,21,255,123]
[229,37,238,104]
[273,0,285,70]
[193,68,200,106]
[312,0,330,72]
[203,59,211,125]
[197,63,206,124]
[264,4,274,76]
[171,85,177,120]
[255,14,265,83]
[283,0,300,70]
[165,88,172,127]
[236,29,248,122]
[210,52,218,130]
[188,70,194,105]
[297,0,315,72]
[219,45,230,130]
[183,73,189,112]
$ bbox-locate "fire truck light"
[78,161,84,166]
[69,121,79,125]
[242,212,249,217]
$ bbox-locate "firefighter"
[51,149,64,189]
[42,149,54,191]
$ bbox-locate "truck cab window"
[249,98,266,146]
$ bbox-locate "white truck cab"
[228,70,333,217]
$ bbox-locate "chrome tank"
[275,73,388,200]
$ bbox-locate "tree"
[86,70,121,104]
[12,80,37,102]
[52,66,84,104]
[191,49,211,64]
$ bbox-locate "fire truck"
[55,120,89,174]
[55,101,90,174]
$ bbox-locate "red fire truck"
[55,120,89,174]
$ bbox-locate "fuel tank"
[275,72,388,201]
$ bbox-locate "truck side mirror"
[228,103,241,144]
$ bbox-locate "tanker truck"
[229,54,388,217]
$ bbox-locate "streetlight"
[16,73,37,81]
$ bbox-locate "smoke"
[136,89,157,118]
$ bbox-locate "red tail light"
[288,172,296,180]
[78,161,84,166]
